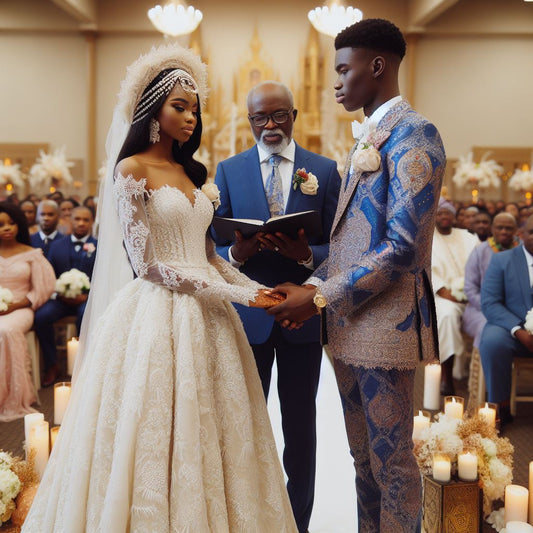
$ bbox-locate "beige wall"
[0,0,532,195]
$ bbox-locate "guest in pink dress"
[0,202,56,422]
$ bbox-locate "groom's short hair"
[334,18,406,60]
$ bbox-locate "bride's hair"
[116,68,207,188]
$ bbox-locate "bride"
[22,44,297,533]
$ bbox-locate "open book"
[213,210,322,241]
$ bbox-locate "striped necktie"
[266,154,284,217]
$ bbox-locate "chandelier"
[147,0,203,37]
[308,1,363,38]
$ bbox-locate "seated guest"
[30,200,65,257]
[472,209,492,242]
[504,202,520,222]
[464,213,519,348]
[432,198,479,394]
[463,206,479,234]
[20,200,39,235]
[56,198,80,235]
[480,213,533,426]
[0,203,55,422]
[34,206,97,386]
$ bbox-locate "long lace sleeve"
[114,174,260,306]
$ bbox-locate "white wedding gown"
[22,175,297,533]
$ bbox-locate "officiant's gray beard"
[254,128,290,155]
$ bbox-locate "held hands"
[249,289,286,309]
[258,228,311,262]
[267,283,318,329]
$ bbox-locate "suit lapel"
[513,247,533,310]
[330,100,412,236]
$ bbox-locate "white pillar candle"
[412,410,430,441]
[506,485,530,523]
[506,522,533,533]
[50,426,60,449]
[24,412,44,449]
[529,461,533,525]
[67,337,79,376]
[54,382,72,425]
[432,454,451,483]
[423,364,441,410]
[444,396,464,419]
[458,451,478,481]
[478,402,497,427]
[29,420,49,480]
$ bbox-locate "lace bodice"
[114,174,261,305]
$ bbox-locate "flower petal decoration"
[452,151,503,189]
[508,168,533,192]
[29,146,74,192]
[0,162,25,189]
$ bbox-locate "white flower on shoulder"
[201,182,220,210]
[351,144,381,172]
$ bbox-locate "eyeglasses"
[248,109,293,128]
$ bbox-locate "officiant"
[212,80,340,533]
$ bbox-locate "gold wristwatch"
[313,289,327,310]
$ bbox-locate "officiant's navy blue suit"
[33,235,97,374]
[480,245,533,403]
[213,143,340,532]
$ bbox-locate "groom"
[212,80,340,533]
[269,19,446,532]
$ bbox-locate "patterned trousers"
[333,359,422,533]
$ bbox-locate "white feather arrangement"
[28,146,74,191]
[0,162,25,189]
[452,151,503,189]
[508,167,533,192]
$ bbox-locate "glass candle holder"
[478,402,497,427]
[458,450,478,481]
[54,381,72,425]
[444,396,464,419]
[432,453,451,483]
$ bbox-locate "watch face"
[314,294,326,308]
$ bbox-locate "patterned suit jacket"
[309,100,446,369]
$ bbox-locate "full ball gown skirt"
[22,176,297,533]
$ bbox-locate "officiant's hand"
[515,328,533,352]
[258,228,312,262]
[231,230,264,263]
[267,282,317,326]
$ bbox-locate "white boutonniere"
[83,242,96,257]
[351,140,382,173]
[292,168,319,195]
[201,182,221,210]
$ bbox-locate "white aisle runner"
[267,351,358,532]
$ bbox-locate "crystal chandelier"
[147,0,203,37]
[308,1,363,38]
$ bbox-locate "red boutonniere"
[292,168,319,195]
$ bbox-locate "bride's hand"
[249,289,286,308]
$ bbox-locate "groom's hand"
[267,282,317,325]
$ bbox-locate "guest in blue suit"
[34,206,97,386]
[213,81,341,533]
[480,213,533,425]
[30,200,65,257]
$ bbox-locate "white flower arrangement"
[28,146,74,192]
[0,287,14,313]
[450,276,467,302]
[524,307,533,334]
[292,168,319,195]
[55,268,91,298]
[508,168,533,192]
[414,413,514,521]
[0,162,25,190]
[0,451,22,526]
[200,182,220,210]
[452,151,503,190]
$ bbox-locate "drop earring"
[149,118,160,143]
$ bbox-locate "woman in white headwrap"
[22,44,297,533]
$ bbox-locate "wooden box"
[423,475,483,533]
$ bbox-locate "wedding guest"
[213,80,340,533]
[268,18,446,532]
[0,202,55,422]
[30,200,65,257]
[432,199,479,394]
[33,206,97,386]
[480,213,533,426]
[472,209,492,241]
[463,212,518,349]
[504,201,520,222]
[57,198,79,235]
[464,205,479,234]
[83,195,97,218]
[20,200,39,235]
[518,204,533,226]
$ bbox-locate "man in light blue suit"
[480,214,533,426]
[213,81,341,533]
